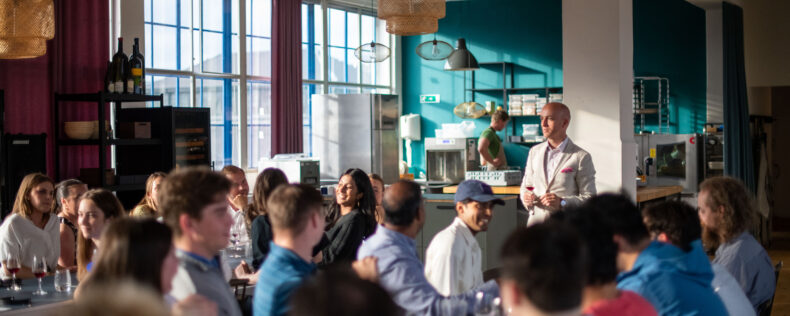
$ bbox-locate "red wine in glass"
[526,186,535,191]
[7,267,20,274]
[34,272,47,278]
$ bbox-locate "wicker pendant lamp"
[0,0,55,59]
[378,0,445,36]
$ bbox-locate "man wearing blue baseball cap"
[424,180,504,296]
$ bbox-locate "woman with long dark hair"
[319,168,377,266]
[77,189,125,280]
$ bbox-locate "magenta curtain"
[0,0,109,180]
[270,0,303,155]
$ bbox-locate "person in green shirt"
[478,110,509,171]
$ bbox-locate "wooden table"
[442,185,521,195]
[636,185,684,203]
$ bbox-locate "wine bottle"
[104,61,114,93]
[130,38,145,94]
[111,37,129,93]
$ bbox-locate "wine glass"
[32,255,48,295]
[6,253,21,291]
[228,222,241,258]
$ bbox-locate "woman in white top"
[0,173,60,279]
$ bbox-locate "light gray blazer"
[519,138,596,221]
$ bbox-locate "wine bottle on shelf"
[104,61,114,93]
[130,38,145,94]
[111,37,129,93]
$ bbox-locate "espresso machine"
[424,137,480,184]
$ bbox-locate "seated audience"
[548,206,656,316]
[698,176,776,308]
[76,217,217,315]
[369,173,386,224]
[357,180,498,315]
[55,179,87,268]
[160,167,242,316]
[250,168,289,269]
[0,173,59,279]
[500,222,587,316]
[425,180,503,296]
[130,172,166,217]
[253,184,328,316]
[289,267,401,316]
[590,194,726,315]
[222,165,250,243]
[76,189,125,280]
[320,168,377,266]
[642,200,754,316]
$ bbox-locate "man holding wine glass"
[519,103,596,226]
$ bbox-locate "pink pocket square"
[560,167,574,173]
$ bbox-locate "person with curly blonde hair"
[698,176,775,310]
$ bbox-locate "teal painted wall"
[402,0,563,177]
[633,0,707,134]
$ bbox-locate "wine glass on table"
[6,253,21,291]
[32,255,48,295]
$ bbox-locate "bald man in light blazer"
[520,102,596,226]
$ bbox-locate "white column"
[562,0,636,198]
[706,4,724,124]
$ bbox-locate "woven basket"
[386,16,438,36]
[379,0,445,19]
[0,0,55,59]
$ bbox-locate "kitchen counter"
[636,185,684,203]
[441,185,521,195]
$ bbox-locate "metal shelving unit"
[466,62,562,144]
[633,76,670,134]
[53,92,164,188]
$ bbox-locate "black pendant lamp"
[444,38,478,71]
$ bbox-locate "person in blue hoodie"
[585,194,727,316]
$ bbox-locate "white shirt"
[0,213,60,276]
[227,206,250,243]
[544,137,569,183]
[424,217,484,296]
[712,263,756,316]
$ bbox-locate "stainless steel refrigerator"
[311,94,399,184]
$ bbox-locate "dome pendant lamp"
[444,38,478,71]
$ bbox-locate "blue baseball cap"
[454,180,504,205]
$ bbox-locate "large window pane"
[247,81,271,167]
[152,0,177,25]
[180,28,193,71]
[152,25,178,69]
[329,47,346,82]
[347,12,360,49]
[202,0,223,31]
[198,78,240,168]
[302,84,323,156]
[329,9,345,47]
[346,49,359,83]
[249,0,271,37]
[248,37,271,77]
[201,0,239,74]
